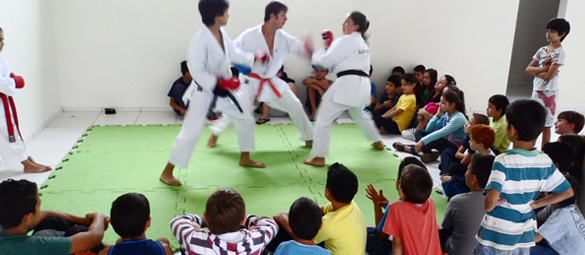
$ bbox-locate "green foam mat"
[40,124,447,249]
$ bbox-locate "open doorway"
[506,0,564,101]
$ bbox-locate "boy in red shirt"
[381,164,442,255]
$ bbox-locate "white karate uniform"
[310,32,382,157]
[211,25,314,141]
[0,56,29,166]
[168,27,255,169]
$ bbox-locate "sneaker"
[421,152,440,163]
[401,128,415,141]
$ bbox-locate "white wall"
[0,0,62,138]
[557,0,585,111]
[49,0,520,113]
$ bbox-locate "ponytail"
[442,90,466,115]
[349,11,369,41]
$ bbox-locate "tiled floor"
[0,109,560,192]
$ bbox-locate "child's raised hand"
[366,184,383,203]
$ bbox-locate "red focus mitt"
[218,77,240,91]
[254,50,269,64]
[322,30,334,48]
[10,73,25,89]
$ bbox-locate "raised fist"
[10,73,25,89]
[321,30,334,48]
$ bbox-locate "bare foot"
[305,140,313,147]
[27,157,52,171]
[371,141,385,150]
[239,158,266,168]
[207,134,218,148]
[303,157,325,167]
[23,163,52,173]
[159,174,182,186]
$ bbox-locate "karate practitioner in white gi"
[160,0,266,186]
[0,27,52,173]
[206,1,314,148]
[303,12,384,167]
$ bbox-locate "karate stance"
[0,27,51,173]
[160,0,266,186]
[304,12,384,167]
[207,1,314,148]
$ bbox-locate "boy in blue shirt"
[475,99,574,254]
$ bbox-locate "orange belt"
[247,73,281,100]
[0,93,22,143]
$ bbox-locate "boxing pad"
[217,77,240,91]
[254,50,269,64]
[321,30,334,48]
[10,73,25,89]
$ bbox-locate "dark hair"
[543,142,574,173]
[206,188,245,234]
[402,73,423,105]
[470,153,495,189]
[472,113,490,126]
[470,124,496,149]
[424,69,438,94]
[0,179,38,229]
[558,174,579,207]
[444,74,456,86]
[0,27,3,33]
[392,66,405,75]
[326,162,358,203]
[506,99,546,141]
[111,193,150,238]
[558,111,585,134]
[264,1,287,22]
[288,197,322,240]
[369,65,373,76]
[180,61,189,76]
[443,84,465,108]
[400,165,432,204]
[349,11,370,41]
[557,134,585,174]
[547,18,570,42]
[386,74,401,88]
[413,65,426,73]
[488,94,510,115]
[198,0,229,26]
[398,157,427,180]
[442,90,466,115]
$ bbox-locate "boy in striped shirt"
[170,188,278,255]
[475,99,574,255]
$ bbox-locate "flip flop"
[255,118,271,125]
[392,142,405,152]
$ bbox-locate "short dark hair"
[470,153,495,189]
[206,188,245,234]
[349,11,370,41]
[386,74,401,88]
[110,193,150,238]
[180,61,189,76]
[557,134,585,175]
[398,156,426,180]
[198,0,229,26]
[547,18,570,42]
[506,99,546,141]
[488,94,510,115]
[288,197,321,240]
[558,111,585,134]
[400,165,433,204]
[392,66,405,75]
[0,179,38,229]
[543,142,574,173]
[326,163,358,203]
[472,113,490,126]
[558,174,579,208]
[413,65,426,73]
[264,1,287,22]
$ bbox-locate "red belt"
[247,73,281,100]
[0,93,22,143]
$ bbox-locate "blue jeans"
[474,243,530,255]
[530,245,559,255]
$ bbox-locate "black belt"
[336,70,368,78]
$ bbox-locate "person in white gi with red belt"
[0,27,52,173]
[304,11,384,167]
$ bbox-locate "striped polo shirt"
[476,148,570,250]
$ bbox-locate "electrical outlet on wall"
[443,66,449,75]
[104,59,111,70]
